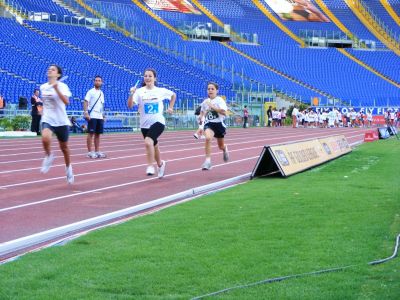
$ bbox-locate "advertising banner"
[313,106,398,115]
[264,0,330,22]
[251,135,351,178]
[144,0,201,14]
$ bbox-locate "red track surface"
[0,127,368,244]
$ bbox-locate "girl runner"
[127,68,176,178]
[198,82,229,170]
[40,65,74,184]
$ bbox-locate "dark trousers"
[31,115,41,134]
[71,124,83,133]
[243,116,248,128]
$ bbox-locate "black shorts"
[204,122,226,138]
[141,122,165,146]
[41,122,69,142]
[88,118,104,134]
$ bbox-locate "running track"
[0,127,368,253]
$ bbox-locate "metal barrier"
[0,107,247,132]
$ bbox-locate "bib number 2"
[144,103,159,114]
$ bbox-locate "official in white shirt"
[84,76,106,159]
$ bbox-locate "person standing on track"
[30,88,43,135]
[84,75,106,159]
[266,105,272,127]
[127,68,176,178]
[243,105,249,128]
[198,82,229,170]
[291,105,299,128]
[39,64,74,184]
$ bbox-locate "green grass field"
[0,139,399,299]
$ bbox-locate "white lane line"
[0,132,364,190]
[0,157,257,213]
[0,130,272,153]
[0,146,262,189]
[0,131,272,163]
[0,127,292,147]
[0,172,251,257]
[0,136,138,152]
[0,128,363,158]
[0,138,259,174]
[0,133,365,205]
[0,130,364,174]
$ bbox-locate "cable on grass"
[192,234,400,300]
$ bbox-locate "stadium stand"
[78,0,400,106]
[388,0,400,16]
[322,0,385,47]
[198,0,400,105]
[347,49,400,83]
[365,0,400,36]
[1,0,94,24]
[4,0,74,16]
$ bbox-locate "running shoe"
[193,133,199,139]
[201,160,212,170]
[96,152,107,158]
[40,153,54,174]
[87,151,97,159]
[146,165,155,176]
[158,160,166,179]
[66,165,74,184]
[223,145,229,162]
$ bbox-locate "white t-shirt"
[133,86,174,129]
[201,96,227,124]
[40,81,72,127]
[85,88,104,120]
[292,107,299,117]
[334,110,339,122]
[328,111,336,123]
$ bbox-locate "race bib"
[206,110,219,121]
[144,103,159,114]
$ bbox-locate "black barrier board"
[250,146,282,179]
[387,126,398,136]
[378,127,390,139]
